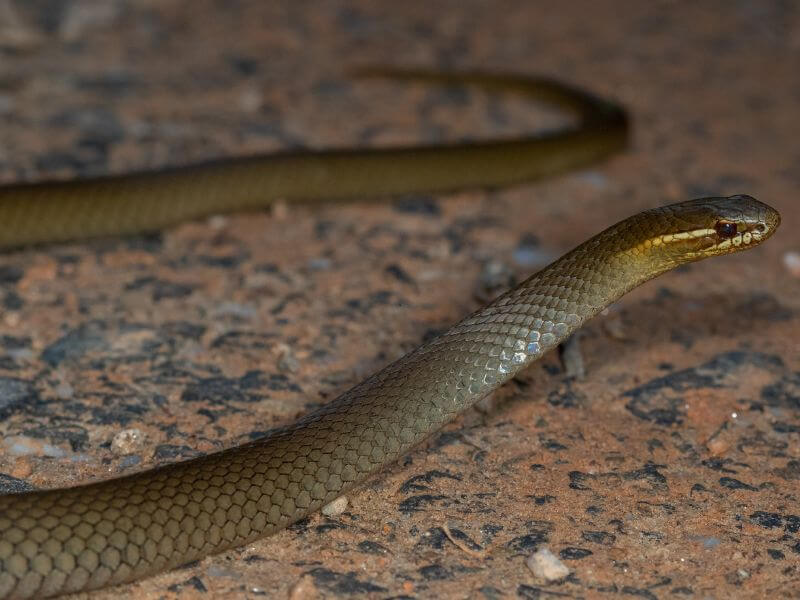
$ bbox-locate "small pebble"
[602,316,627,340]
[783,251,800,277]
[559,334,585,380]
[270,199,289,220]
[288,574,320,600]
[526,547,570,582]
[308,257,331,270]
[513,233,554,268]
[55,381,74,400]
[577,171,608,189]
[480,259,514,291]
[476,259,514,302]
[276,343,300,373]
[205,564,240,579]
[119,454,142,468]
[321,495,348,516]
[10,457,32,479]
[208,215,229,230]
[706,436,731,456]
[239,86,263,112]
[4,435,66,458]
[215,302,256,319]
[512,246,553,268]
[111,429,147,455]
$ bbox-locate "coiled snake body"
[0,72,781,598]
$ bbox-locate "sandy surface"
[0,1,798,598]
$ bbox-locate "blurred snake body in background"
[0,72,780,598]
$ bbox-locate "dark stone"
[397,494,449,514]
[305,567,386,594]
[506,531,549,553]
[227,55,260,76]
[76,72,138,96]
[356,540,390,555]
[749,511,783,529]
[582,530,617,545]
[20,424,88,452]
[89,400,149,426]
[620,587,658,600]
[0,473,36,494]
[530,495,556,505]
[418,563,451,581]
[400,469,462,493]
[0,335,30,351]
[559,547,593,559]
[41,322,107,366]
[152,280,195,301]
[181,370,299,405]
[3,291,23,310]
[315,521,347,534]
[392,195,441,216]
[547,385,586,408]
[517,585,573,599]
[748,511,800,533]
[624,351,784,425]
[0,265,23,284]
[701,457,739,473]
[168,576,208,593]
[49,107,124,144]
[774,459,800,480]
[384,264,415,284]
[623,462,668,489]
[153,444,202,460]
[0,377,38,419]
[343,290,399,313]
[541,437,568,452]
[761,372,800,410]
[416,527,482,552]
[734,293,794,322]
[719,477,757,491]
[772,421,800,434]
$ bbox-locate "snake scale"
[0,71,780,598]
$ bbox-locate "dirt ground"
[0,1,798,598]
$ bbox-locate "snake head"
[640,194,780,263]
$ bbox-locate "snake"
[0,71,781,599]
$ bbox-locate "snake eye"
[714,221,737,239]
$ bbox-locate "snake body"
[0,71,626,248]
[0,73,781,599]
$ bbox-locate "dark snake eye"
[714,221,737,239]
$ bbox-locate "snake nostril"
[754,223,768,235]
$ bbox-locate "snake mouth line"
[639,221,773,257]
